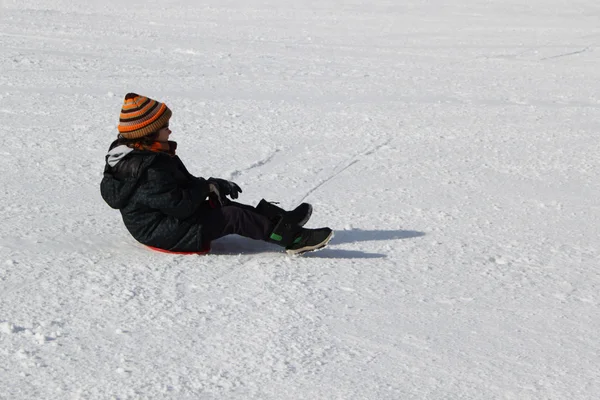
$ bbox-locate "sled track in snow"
[229,148,281,181]
[297,137,392,204]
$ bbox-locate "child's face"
[157,124,171,142]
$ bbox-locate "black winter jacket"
[100,140,211,251]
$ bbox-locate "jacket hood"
[100,143,157,209]
[106,144,134,167]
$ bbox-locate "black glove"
[208,178,242,202]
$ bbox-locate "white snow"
[1,0,600,398]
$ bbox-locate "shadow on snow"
[210,229,425,259]
[332,229,425,245]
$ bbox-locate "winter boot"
[266,215,333,255]
[285,227,334,255]
[256,199,312,227]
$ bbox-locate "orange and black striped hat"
[118,93,172,139]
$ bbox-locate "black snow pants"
[198,201,274,243]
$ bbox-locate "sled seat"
[146,244,211,255]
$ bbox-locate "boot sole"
[286,230,334,255]
[297,204,313,227]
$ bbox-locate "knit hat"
[117,93,172,139]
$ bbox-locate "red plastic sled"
[146,243,211,255]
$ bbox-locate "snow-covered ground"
[1,0,600,398]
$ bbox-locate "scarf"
[132,140,177,156]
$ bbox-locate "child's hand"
[208,178,243,201]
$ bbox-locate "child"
[100,93,333,255]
